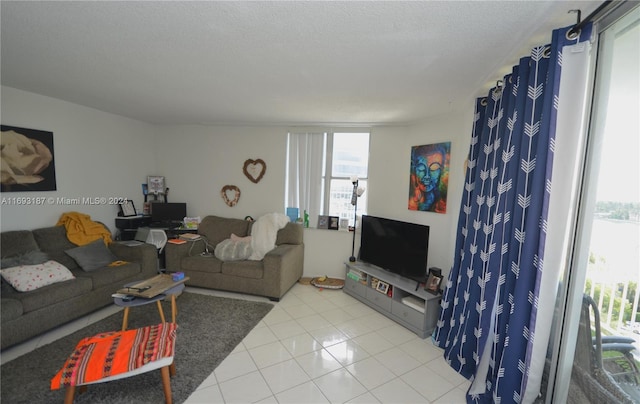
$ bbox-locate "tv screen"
[359,215,429,282]
[151,203,187,226]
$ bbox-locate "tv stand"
[344,261,440,338]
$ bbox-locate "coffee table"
[114,275,188,331]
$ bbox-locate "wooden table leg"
[171,295,177,323]
[160,366,173,404]
[121,307,130,331]
[64,385,76,404]
[156,301,166,323]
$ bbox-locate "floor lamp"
[349,176,365,262]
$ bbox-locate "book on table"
[116,274,189,298]
[179,233,201,241]
[167,238,186,245]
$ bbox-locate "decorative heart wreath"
[243,159,267,183]
[221,185,241,207]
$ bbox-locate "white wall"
[0,87,157,232]
[367,110,473,281]
[155,125,287,220]
[1,87,474,282]
[156,124,358,278]
[155,112,474,280]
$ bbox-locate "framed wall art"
[408,142,451,213]
[147,176,165,194]
[1,125,57,192]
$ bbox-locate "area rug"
[1,292,273,404]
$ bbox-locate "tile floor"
[1,283,470,403]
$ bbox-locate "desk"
[164,228,198,239]
[115,216,152,241]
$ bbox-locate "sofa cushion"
[275,222,304,245]
[214,238,253,261]
[32,226,80,269]
[231,233,252,242]
[199,216,251,246]
[73,261,142,289]
[221,260,264,279]
[182,255,222,273]
[1,250,49,268]
[65,239,118,271]
[1,298,23,322]
[12,276,92,313]
[0,230,40,259]
[0,260,75,292]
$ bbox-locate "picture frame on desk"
[328,216,339,230]
[425,272,442,294]
[376,280,389,294]
[119,200,137,217]
[317,215,329,229]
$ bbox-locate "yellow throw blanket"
[57,211,112,246]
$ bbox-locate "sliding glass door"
[549,4,640,403]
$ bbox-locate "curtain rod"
[568,0,614,36]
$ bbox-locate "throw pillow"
[0,250,49,269]
[0,260,75,292]
[65,239,118,271]
[214,238,252,261]
[230,233,252,242]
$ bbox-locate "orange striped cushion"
[51,323,177,389]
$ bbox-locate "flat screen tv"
[150,202,187,227]
[359,215,429,282]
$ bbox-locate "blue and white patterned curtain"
[434,24,592,403]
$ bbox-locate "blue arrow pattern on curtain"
[434,24,592,403]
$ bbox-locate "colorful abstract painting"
[408,142,450,213]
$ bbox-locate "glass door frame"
[547,3,640,403]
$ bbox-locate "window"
[286,130,369,227]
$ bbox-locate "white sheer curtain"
[524,38,594,403]
[286,131,325,223]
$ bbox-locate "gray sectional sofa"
[165,215,304,301]
[1,225,158,350]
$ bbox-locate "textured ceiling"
[1,1,601,125]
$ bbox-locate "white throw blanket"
[248,213,290,260]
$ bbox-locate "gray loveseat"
[165,215,304,301]
[1,225,157,350]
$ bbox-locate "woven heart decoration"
[221,185,241,207]
[243,159,266,184]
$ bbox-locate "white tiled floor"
[1,283,470,403]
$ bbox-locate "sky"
[596,19,640,204]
